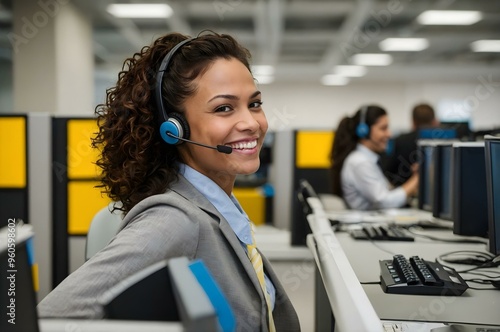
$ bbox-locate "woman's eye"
[214,105,232,113]
[250,101,263,109]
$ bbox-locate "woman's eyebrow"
[208,94,238,102]
[208,90,261,103]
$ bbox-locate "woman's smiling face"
[178,57,268,194]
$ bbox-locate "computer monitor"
[440,121,471,140]
[432,143,454,221]
[485,136,500,255]
[451,142,488,238]
[417,140,437,212]
[0,223,39,332]
[418,127,457,140]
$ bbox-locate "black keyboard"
[380,254,469,296]
[350,224,414,241]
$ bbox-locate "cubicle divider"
[52,117,111,287]
[291,129,334,245]
[0,114,28,228]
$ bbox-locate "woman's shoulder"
[119,189,202,229]
[344,148,367,165]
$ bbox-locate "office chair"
[318,193,347,211]
[291,179,319,246]
[298,179,319,216]
[85,202,123,261]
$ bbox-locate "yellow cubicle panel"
[233,187,265,225]
[0,117,26,187]
[67,181,111,235]
[67,119,101,180]
[296,131,334,169]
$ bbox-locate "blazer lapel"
[218,219,265,296]
[170,175,266,302]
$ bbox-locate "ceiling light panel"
[107,4,173,18]
[470,40,500,52]
[350,54,393,66]
[379,38,429,52]
[416,10,482,25]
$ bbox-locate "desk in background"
[309,190,500,330]
[334,229,499,326]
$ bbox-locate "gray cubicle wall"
[269,130,294,230]
[269,129,334,234]
[28,113,52,301]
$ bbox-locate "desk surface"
[335,229,499,326]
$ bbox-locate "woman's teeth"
[230,140,257,150]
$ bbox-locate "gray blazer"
[38,175,300,332]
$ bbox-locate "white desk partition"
[306,197,383,332]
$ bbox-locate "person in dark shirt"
[382,103,438,187]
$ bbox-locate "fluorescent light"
[251,65,275,76]
[321,75,349,86]
[333,65,367,77]
[254,75,274,85]
[417,10,482,25]
[379,38,429,51]
[471,40,500,52]
[107,4,173,18]
[350,54,393,66]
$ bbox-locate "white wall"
[4,67,500,130]
[259,80,500,133]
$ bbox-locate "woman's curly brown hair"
[92,31,252,214]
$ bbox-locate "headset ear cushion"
[159,112,190,145]
[356,123,369,138]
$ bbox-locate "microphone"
[166,132,233,154]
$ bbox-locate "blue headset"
[155,37,197,145]
[355,106,370,139]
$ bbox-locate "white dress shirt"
[341,144,407,210]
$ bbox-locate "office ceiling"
[1,0,500,84]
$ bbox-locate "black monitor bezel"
[485,138,500,255]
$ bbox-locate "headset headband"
[155,37,197,121]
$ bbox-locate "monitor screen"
[0,223,39,332]
[451,142,488,237]
[435,144,453,220]
[418,128,456,140]
[485,136,500,255]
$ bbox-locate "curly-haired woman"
[38,31,300,332]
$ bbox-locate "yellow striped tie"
[247,224,276,332]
